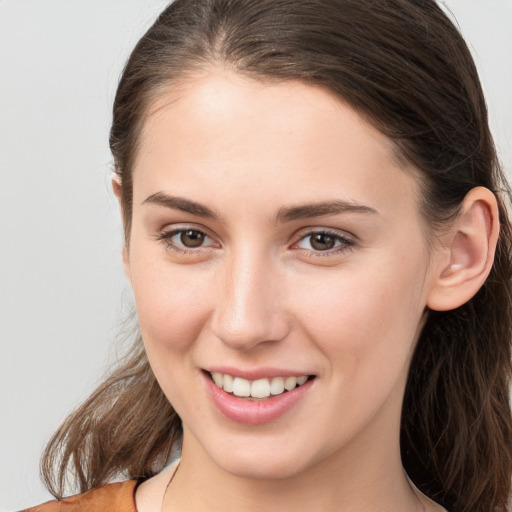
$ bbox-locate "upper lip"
[203,366,314,380]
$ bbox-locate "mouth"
[208,371,314,400]
[203,369,316,424]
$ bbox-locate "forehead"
[132,70,420,221]
[140,70,397,160]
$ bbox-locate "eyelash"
[157,227,217,254]
[293,229,356,257]
[156,227,356,257]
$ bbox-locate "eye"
[157,227,217,253]
[295,230,354,254]
[176,229,206,248]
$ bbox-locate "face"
[125,70,437,480]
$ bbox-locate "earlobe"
[122,245,132,284]
[112,173,132,283]
[112,172,123,201]
[427,187,499,311]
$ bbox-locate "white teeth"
[251,378,271,398]
[232,377,251,397]
[284,376,297,391]
[210,372,309,398]
[270,377,285,395]
[223,374,234,393]
[212,372,223,387]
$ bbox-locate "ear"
[112,172,123,202]
[111,173,132,283]
[427,187,500,311]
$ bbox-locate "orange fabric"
[22,480,138,512]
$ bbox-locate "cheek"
[294,251,428,380]
[128,251,216,409]
[128,248,212,355]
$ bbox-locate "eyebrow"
[275,200,378,223]
[142,192,378,223]
[142,192,219,219]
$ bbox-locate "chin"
[195,432,321,482]
[216,453,307,481]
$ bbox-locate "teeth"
[210,372,309,398]
[284,376,297,391]
[270,377,285,395]
[212,372,223,387]
[223,374,234,393]
[232,377,251,397]
[251,378,271,398]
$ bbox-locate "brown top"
[21,480,138,512]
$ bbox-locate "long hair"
[42,1,512,510]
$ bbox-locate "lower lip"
[204,373,314,425]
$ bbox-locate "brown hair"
[42,1,512,511]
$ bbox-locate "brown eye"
[180,230,205,247]
[158,228,217,254]
[310,233,336,251]
[296,230,354,255]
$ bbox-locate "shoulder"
[21,480,138,512]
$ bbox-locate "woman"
[25,1,512,511]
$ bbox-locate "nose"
[210,248,291,351]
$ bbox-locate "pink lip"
[203,371,314,425]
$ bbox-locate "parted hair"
[42,1,512,511]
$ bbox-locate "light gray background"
[0,1,510,510]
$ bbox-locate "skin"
[120,70,497,512]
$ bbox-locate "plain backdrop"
[0,1,511,510]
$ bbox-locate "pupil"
[181,230,205,247]
[311,233,335,250]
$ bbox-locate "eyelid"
[157,224,220,253]
[293,226,356,242]
[291,227,356,255]
[155,224,356,257]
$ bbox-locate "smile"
[210,372,309,399]
[205,370,316,425]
